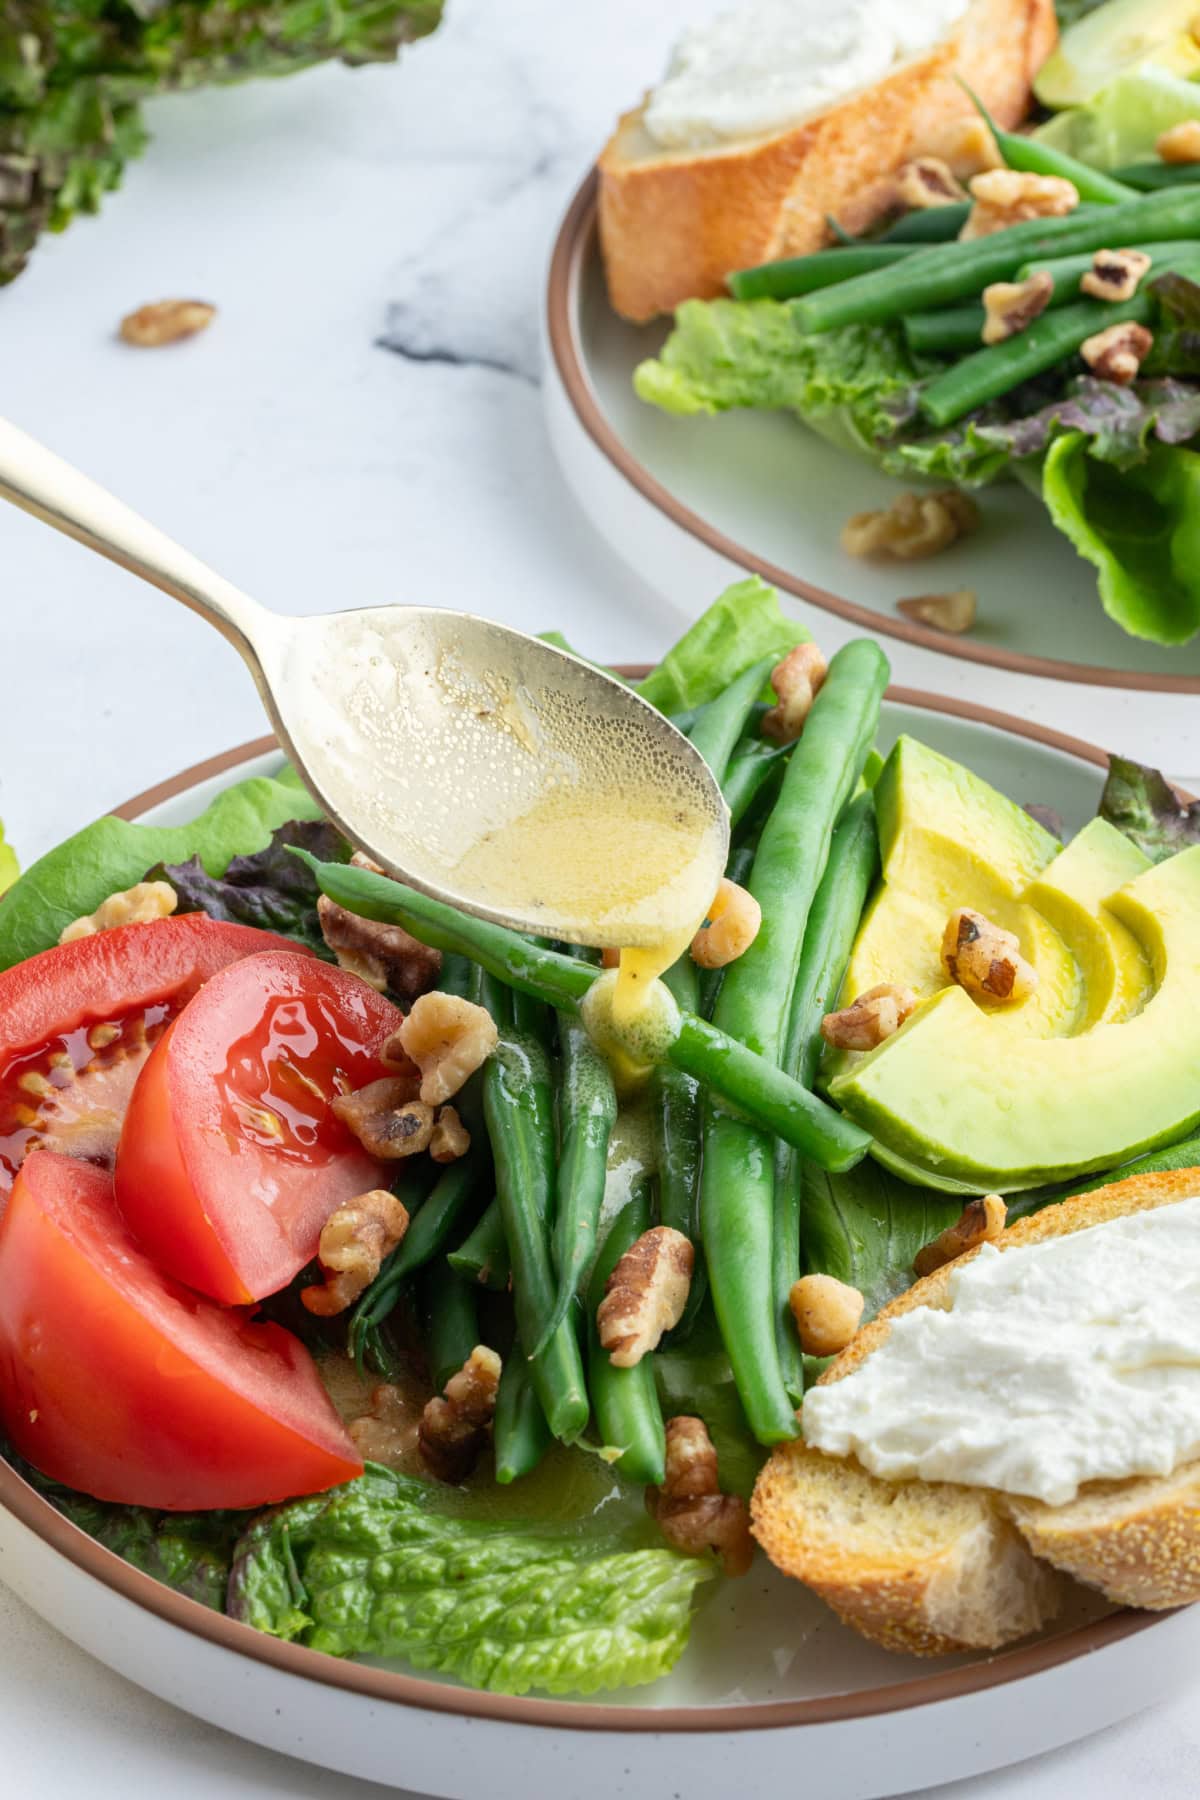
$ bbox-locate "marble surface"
[0,1,1198,1794]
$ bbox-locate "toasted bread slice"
[751,1167,1200,1655]
[598,0,1058,321]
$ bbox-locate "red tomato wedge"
[0,915,309,1199]
[115,949,405,1305]
[0,1152,362,1509]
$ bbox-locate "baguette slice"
[751,1166,1200,1656]
[598,0,1058,321]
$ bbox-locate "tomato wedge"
[115,949,405,1304]
[0,915,309,1199]
[0,1152,362,1509]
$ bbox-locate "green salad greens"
[228,1465,712,1694]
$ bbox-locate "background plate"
[1,698,1195,1798]
[547,174,1200,695]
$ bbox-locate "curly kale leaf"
[228,1466,714,1695]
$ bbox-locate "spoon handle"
[0,414,265,661]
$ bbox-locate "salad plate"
[2,685,1197,1800]
[545,174,1200,694]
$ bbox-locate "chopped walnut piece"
[917,115,1002,180]
[820,982,918,1051]
[897,156,967,209]
[961,170,1079,240]
[348,1382,423,1471]
[1081,248,1152,304]
[914,1194,1007,1278]
[430,1104,470,1163]
[317,895,442,1003]
[418,1345,502,1483]
[119,299,215,347]
[395,991,499,1106]
[842,489,979,561]
[981,270,1054,345]
[647,1417,754,1577]
[1157,120,1200,164]
[1081,320,1154,387]
[789,1274,865,1357]
[59,880,178,944]
[332,1078,432,1157]
[941,908,1038,1004]
[896,589,977,634]
[598,1226,694,1368]
[302,1188,409,1316]
[762,643,828,743]
[690,879,762,969]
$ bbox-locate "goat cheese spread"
[802,1197,1200,1506]
[644,0,970,150]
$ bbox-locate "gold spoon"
[0,416,729,945]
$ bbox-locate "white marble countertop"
[0,2,1198,1795]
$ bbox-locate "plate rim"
[0,700,1177,1736]
[546,169,1200,697]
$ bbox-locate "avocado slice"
[829,847,1200,1192]
[823,737,1081,1091]
[1036,0,1200,110]
[1023,817,1153,1029]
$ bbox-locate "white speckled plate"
[546,173,1200,695]
[1,698,1196,1799]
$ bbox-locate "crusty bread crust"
[598,0,1058,320]
[751,1166,1200,1653]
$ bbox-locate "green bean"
[586,1175,667,1486]
[686,655,776,776]
[825,213,861,244]
[494,1352,552,1484]
[652,953,707,1335]
[1112,164,1200,192]
[917,270,1200,427]
[535,951,618,1357]
[794,188,1200,333]
[480,971,589,1442]
[436,951,474,999]
[722,737,790,828]
[298,854,871,1168]
[422,1261,480,1394]
[701,640,890,1446]
[772,791,880,1402]
[729,245,914,301]
[961,85,1137,205]
[448,1197,510,1290]
[875,203,971,243]
[903,303,988,355]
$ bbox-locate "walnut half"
[1081,321,1154,387]
[393,991,499,1106]
[332,1078,433,1158]
[418,1345,501,1483]
[982,271,1053,345]
[821,983,917,1051]
[842,489,979,561]
[961,170,1079,240]
[598,1226,694,1367]
[897,156,967,210]
[941,908,1038,1004]
[647,1417,754,1578]
[60,881,177,944]
[789,1274,864,1357]
[762,643,827,743]
[302,1188,409,1316]
[914,1194,1007,1277]
[896,589,977,635]
[318,895,442,1003]
[1081,248,1152,304]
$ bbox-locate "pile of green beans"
[1114,163,1200,192]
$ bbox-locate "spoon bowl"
[0,416,729,945]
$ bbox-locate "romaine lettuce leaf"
[0,822,16,897]
[1042,431,1200,642]
[1098,752,1200,860]
[800,1158,964,1322]
[635,576,809,714]
[227,1466,713,1694]
[0,765,322,971]
[1036,67,1200,170]
[635,299,922,450]
[149,819,350,957]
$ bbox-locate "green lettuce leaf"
[0,764,322,971]
[3,1445,243,1611]
[1145,272,1200,377]
[635,577,808,714]
[227,1466,713,1695]
[800,1159,965,1322]
[1098,752,1200,860]
[149,819,350,957]
[635,299,921,451]
[0,823,16,897]
[1036,67,1200,170]
[1042,432,1200,643]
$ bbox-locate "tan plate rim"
[546,170,1200,696]
[0,697,1173,1734]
